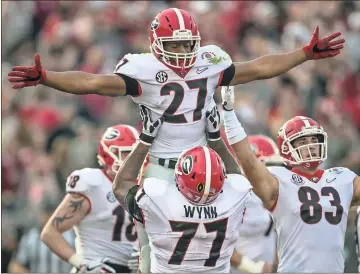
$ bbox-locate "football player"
[112,105,253,273]
[8,8,345,182]
[221,87,360,272]
[231,134,283,273]
[41,124,140,273]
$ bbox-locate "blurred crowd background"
[2,0,360,272]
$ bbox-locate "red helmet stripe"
[172,8,185,30]
[198,146,211,204]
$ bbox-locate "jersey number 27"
[161,79,207,124]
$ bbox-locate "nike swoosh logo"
[313,44,331,53]
[196,67,208,74]
[326,178,336,183]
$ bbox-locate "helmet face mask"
[149,8,201,70]
[277,116,328,169]
[174,146,226,205]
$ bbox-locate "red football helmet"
[97,125,139,173]
[277,116,328,169]
[149,8,201,70]
[175,146,226,205]
[248,135,284,166]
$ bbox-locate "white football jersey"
[114,45,232,158]
[136,174,252,273]
[269,166,356,273]
[66,168,137,266]
[235,193,276,263]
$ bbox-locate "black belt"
[104,262,131,273]
[158,158,177,169]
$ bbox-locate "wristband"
[223,110,247,145]
[68,253,84,268]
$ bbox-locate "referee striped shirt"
[15,227,74,273]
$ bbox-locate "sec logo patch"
[291,174,304,186]
[156,71,168,83]
[107,192,117,203]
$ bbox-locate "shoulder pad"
[142,177,169,198]
[327,167,348,175]
[113,53,157,81]
[226,174,252,192]
[327,167,357,179]
[65,168,103,193]
[196,45,232,72]
[267,166,288,176]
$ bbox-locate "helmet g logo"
[150,18,160,31]
[104,128,120,140]
[182,155,193,175]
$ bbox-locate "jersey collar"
[157,57,196,78]
[291,168,325,183]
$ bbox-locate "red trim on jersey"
[292,168,325,183]
[162,61,192,78]
[216,71,224,88]
[69,192,92,215]
[139,208,146,228]
[138,155,150,185]
[268,192,278,212]
[241,207,247,224]
[101,169,114,184]
[133,82,143,97]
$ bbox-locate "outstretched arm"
[229,27,345,85]
[8,53,127,96]
[41,193,90,269]
[221,87,279,210]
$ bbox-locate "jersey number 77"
[168,218,228,266]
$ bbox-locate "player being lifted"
[8,8,345,180]
[220,87,360,273]
[112,105,253,273]
[41,124,140,273]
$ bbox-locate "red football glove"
[8,53,47,89]
[302,26,345,60]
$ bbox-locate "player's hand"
[221,86,235,111]
[8,53,47,89]
[139,105,165,146]
[262,263,274,273]
[77,258,116,273]
[205,105,221,141]
[303,26,345,60]
[127,246,140,272]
